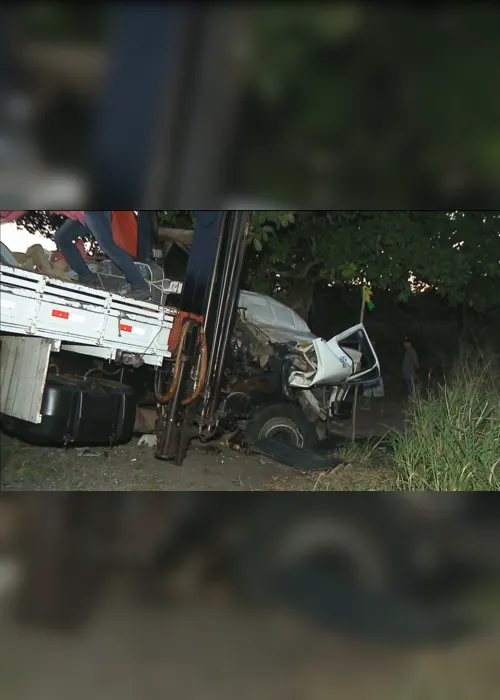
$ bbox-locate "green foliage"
[390,353,500,491]
[18,4,108,42]
[13,209,500,314]
[246,210,500,313]
[309,352,500,493]
[248,210,295,251]
[240,6,500,205]
[158,210,195,229]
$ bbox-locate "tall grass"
[391,352,500,491]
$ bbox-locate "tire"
[235,496,473,645]
[237,495,418,607]
[245,402,318,450]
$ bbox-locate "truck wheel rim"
[275,516,388,591]
[260,420,304,448]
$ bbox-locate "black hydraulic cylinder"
[193,210,250,429]
[155,209,250,464]
[155,357,189,462]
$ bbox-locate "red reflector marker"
[52,309,69,319]
[120,324,133,333]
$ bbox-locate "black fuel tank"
[1,374,137,446]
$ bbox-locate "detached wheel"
[245,402,318,450]
[235,496,472,645]
[237,495,417,607]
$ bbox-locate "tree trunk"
[287,285,315,324]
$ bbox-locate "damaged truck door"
[288,324,380,389]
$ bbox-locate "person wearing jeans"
[55,210,151,301]
[1,209,151,301]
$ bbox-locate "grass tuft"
[390,351,500,491]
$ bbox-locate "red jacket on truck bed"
[111,211,138,258]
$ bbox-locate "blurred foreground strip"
[0,494,498,641]
[2,6,500,207]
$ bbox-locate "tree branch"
[268,259,319,279]
[157,226,194,245]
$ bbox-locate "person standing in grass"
[402,337,420,398]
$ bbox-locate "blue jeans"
[55,211,148,289]
[404,377,417,396]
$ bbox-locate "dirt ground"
[0,397,406,492]
[0,563,499,700]
[0,436,294,492]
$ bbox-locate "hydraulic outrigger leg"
[155,210,251,465]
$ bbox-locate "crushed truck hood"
[238,290,380,389]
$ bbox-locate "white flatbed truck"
[0,210,381,464]
[0,262,178,425]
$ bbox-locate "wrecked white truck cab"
[225,291,381,447]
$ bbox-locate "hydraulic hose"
[155,321,190,404]
[155,321,208,405]
[182,325,208,406]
